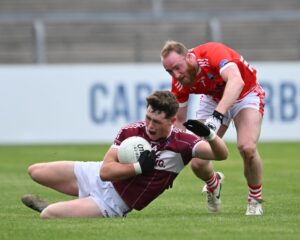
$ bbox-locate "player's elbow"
[99,165,111,181]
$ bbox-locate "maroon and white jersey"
[111,121,202,210]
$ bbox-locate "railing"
[1,9,300,63]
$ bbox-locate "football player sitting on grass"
[21,90,227,218]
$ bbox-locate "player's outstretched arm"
[216,63,245,117]
[183,119,228,160]
[184,119,216,140]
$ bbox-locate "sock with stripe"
[248,184,262,201]
[205,172,219,192]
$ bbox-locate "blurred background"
[0,0,300,144]
[1,0,300,64]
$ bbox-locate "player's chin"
[147,130,158,141]
[181,78,193,86]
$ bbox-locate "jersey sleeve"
[112,126,126,147]
[113,122,137,146]
[198,42,237,74]
[175,131,202,164]
[203,43,258,97]
[113,122,146,148]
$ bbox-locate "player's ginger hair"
[160,40,188,59]
[146,90,179,119]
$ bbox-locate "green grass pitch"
[0,142,299,240]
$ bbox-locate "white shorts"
[196,87,265,127]
[74,161,131,218]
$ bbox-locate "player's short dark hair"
[146,90,179,119]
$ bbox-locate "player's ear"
[170,116,176,125]
[186,52,193,62]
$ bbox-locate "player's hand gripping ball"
[117,136,152,164]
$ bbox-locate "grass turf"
[0,143,299,240]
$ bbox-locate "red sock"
[206,172,219,192]
[248,184,262,200]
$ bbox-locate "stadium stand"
[0,0,300,63]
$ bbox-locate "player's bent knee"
[190,158,209,170]
[28,163,48,181]
[27,163,41,179]
[237,143,257,160]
